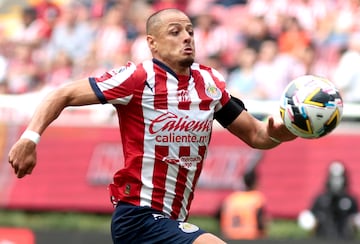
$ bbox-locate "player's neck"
[153,58,190,78]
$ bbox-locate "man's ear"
[147,35,157,52]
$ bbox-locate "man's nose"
[183,32,192,42]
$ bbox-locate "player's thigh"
[146,217,206,243]
[111,202,207,243]
[193,233,226,244]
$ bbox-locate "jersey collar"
[152,58,192,80]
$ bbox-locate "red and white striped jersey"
[89,59,231,221]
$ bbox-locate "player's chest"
[140,77,222,111]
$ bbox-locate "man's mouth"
[183,47,193,54]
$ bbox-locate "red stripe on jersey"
[192,70,212,110]
[151,145,169,211]
[185,145,206,217]
[110,65,148,205]
[170,146,190,219]
[154,65,168,110]
[177,75,191,110]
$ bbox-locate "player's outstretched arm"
[8,79,100,178]
[227,111,297,149]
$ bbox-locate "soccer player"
[8,8,297,244]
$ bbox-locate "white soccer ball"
[280,75,343,139]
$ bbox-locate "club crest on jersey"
[177,89,190,102]
[178,222,199,233]
[205,85,221,99]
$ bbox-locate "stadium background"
[1,0,360,243]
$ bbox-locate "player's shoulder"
[108,61,137,76]
[190,62,210,71]
[191,62,226,82]
[191,62,222,74]
[103,61,149,86]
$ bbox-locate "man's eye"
[188,30,194,36]
[171,31,179,36]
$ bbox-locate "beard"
[179,56,194,67]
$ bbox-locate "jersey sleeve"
[198,65,246,127]
[209,67,232,111]
[88,61,141,105]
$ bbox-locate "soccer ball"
[280,75,343,139]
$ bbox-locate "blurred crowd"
[0,0,360,102]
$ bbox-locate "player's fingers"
[8,153,14,165]
[11,163,19,175]
[16,167,28,178]
[8,154,15,167]
[18,160,36,178]
[10,160,31,178]
[8,150,20,174]
[267,116,276,130]
[25,164,35,175]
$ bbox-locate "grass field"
[0,209,310,239]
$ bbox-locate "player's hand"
[267,116,297,143]
[8,139,37,178]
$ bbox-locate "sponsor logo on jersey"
[179,155,202,170]
[178,222,199,233]
[163,156,202,170]
[149,112,212,134]
[150,112,212,144]
[205,85,221,99]
[152,213,168,220]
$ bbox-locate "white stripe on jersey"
[186,76,201,111]
[178,153,196,220]
[162,160,179,217]
[139,155,155,208]
[142,60,156,90]
[139,61,157,208]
